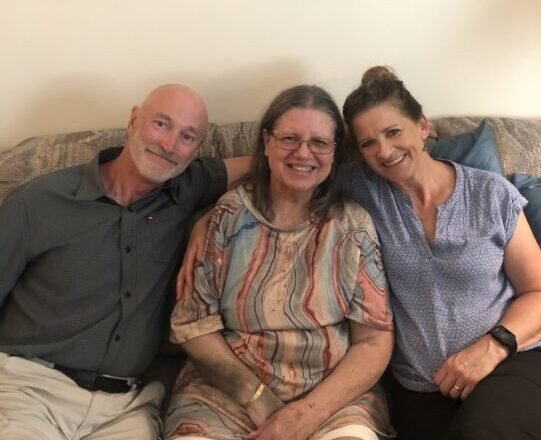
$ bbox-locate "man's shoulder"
[17,164,85,201]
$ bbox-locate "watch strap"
[488,325,517,357]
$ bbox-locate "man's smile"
[145,148,178,165]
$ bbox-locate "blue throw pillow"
[429,119,504,175]
[510,173,541,245]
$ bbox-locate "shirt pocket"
[144,212,186,264]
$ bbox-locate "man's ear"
[127,106,139,135]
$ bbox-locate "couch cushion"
[212,121,259,158]
[510,173,541,245]
[429,120,503,175]
[431,117,541,178]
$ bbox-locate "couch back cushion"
[431,117,541,177]
[1,117,539,203]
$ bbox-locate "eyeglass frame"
[267,130,336,155]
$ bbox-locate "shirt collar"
[75,147,175,202]
[75,147,122,201]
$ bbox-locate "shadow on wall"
[9,74,129,148]
[200,59,311,124]
[5,59,309,150]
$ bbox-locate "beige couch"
[1,116,540,403]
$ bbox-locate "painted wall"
[1,0,540,151]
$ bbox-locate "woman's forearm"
[298,322,393,425]
[181,331,263,405]
[498,291,541,350]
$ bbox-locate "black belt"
[54,364,140,394]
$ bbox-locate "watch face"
[493,327,507,339]
[490,325,517,356]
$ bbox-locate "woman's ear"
[419,114,430,141]
[263,129,270,157]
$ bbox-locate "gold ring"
[453,385,462,391]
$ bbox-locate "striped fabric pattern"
[168,186,394,438]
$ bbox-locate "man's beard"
[128,135,189,184]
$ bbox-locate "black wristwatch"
[488,325,517,357]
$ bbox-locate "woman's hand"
[176,209,214,300]
[247,399,322,440]
[432,334,508,400]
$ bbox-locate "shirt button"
[115,335,120,342]
[125,246,131,253]
[125,291,132,298]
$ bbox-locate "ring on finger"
[453,385,462,392]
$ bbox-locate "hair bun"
[361,65,398,86]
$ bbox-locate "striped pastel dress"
[166,186,394,439]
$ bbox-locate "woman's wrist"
[244,382,266,407]
[245,384,284,427]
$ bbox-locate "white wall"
[1,0,540,151]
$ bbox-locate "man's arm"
[223,156,252,189]
[0,191,29,307]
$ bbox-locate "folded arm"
[181,330,284,426]
[249,321,393,440]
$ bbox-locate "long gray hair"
[251,85,348,222]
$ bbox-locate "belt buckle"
[90,374,104,392]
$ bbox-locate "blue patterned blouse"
[347,160,532,391]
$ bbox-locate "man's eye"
[181,132,197,144]
[388,128,401,137]
[154,120,168,129]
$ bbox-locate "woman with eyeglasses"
[165,85,395,440]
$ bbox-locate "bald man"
[0,84,251,439]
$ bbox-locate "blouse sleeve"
[169,200,230,343]
[343,212,394,331]
[501,179,528,246]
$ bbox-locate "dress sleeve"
[0,190,30,307]
[344,216,393,331]
[170,199,229,343]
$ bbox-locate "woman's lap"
[390,349,541,440]
[165,368,391,440]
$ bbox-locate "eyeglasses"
[270,131,336,154]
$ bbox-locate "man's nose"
[160,131,177,152]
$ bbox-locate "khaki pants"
[0,353,164,440]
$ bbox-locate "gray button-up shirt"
[0,147,227,377]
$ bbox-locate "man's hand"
[433,334,508,400]
[247,399,323,440]
[176,209,213,300]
